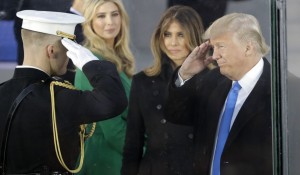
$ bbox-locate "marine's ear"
[46,44,55,59]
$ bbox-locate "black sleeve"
[55,60,128,125]
[121,76,145,175]
[164,67,209,125]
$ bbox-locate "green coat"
[75,54,131,175]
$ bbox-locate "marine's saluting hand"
[61,38,98,71]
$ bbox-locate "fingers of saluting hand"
[197,41,210,57]
[187,46,200,60]
[204,56,214,66]
[66,51,77,60]
[188,41,210,60]
[61,38,81,51]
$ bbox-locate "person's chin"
[219,67,227,75]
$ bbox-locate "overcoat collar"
[159,54,174,81]
[225,58,271,147]
[13,67,51,83]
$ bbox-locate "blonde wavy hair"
[203,13,270,56]
[144,5,205,76]
[82,0,135,77]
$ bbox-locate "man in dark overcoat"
[165,13,272,175]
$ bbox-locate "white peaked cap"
[16,10,85,39]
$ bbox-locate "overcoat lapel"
[206,78,232,136]
[225,58,271,147]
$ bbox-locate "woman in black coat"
[121,5,211,175]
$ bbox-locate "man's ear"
[245,41,254,57]
[46,44,54,59]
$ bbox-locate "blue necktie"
[212,81,241,175]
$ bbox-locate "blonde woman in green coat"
[75,0,135,174]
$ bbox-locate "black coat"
[0,61,127,174]
[165,58,272,175]
[122,59,195,175]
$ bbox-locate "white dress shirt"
[227,58,264,128]
[176,58,265,175]
[177,58,264,127]
[70,7,82,16]
[210,58,264,175]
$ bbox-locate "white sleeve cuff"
[175,72,192,87]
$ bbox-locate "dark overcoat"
[165,58,272,175]
[122,58,195,175]
[0,60,127,174]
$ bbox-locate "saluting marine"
[0,10,127,175]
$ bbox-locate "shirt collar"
[235,58,264,93]
[70,7,82,16]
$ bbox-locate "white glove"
[61,38,98,71]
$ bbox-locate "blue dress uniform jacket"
[165,58,272,175]
[0,60,127,174]
[122,58,195,175]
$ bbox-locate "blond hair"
[83,0,135,77]
[203,13,269,56]
[22,29,59,48]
